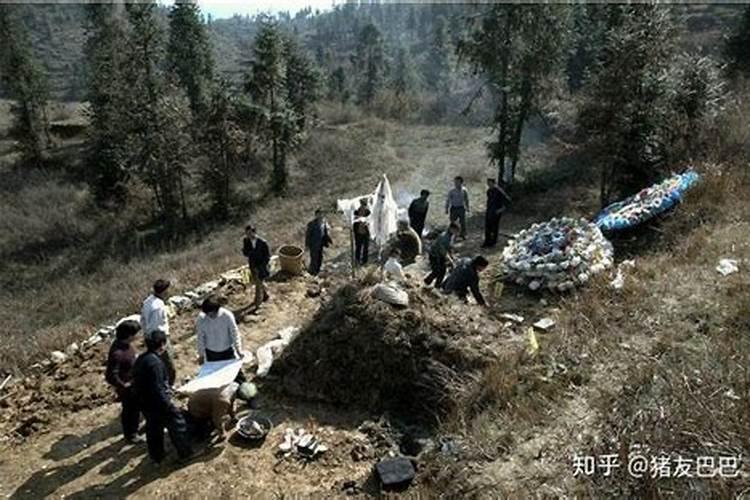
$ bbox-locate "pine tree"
[244,18,319,193]
[328,66,349,104]
[392,47,419,99]
[0,5,50,166]
[424,15,451,95]
[284,36,320,134]
[459,5,571,184]
[578,5,678,205]
[84,4,130,204]
[354,23,385,107]
[201,81,242,217]
[167,1,213,116]
[245,17,290,192]
[125,1,188,224]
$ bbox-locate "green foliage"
[244,17,319,193]
[328,66,349,104]
[354,23,385,107]
[0,5,50,166]
[566,5,614,91]
[578,5,681,205]
[200,81,244,217]
[424,15,451,95]
[724,5,750,78]
[167,1,213,116]
[125,1,189,224]
[84,4,130,204]
[285,36,321,132]
[459,4,571,183]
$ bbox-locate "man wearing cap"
[242,225,271,310]
[186,382,258,441]
[140,279,176,386]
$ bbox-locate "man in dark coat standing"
[408,189,430,238]
[132,330,193,463]
[242,225,271,310]
[482,178,511,248]
[305,209,333,276]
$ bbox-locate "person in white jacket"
[196,296,242,365]
[140,279,176,385]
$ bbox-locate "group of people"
[106,279,257,464]
[407,175,511,247]
[367,176,511,305]
[104,175,510,462]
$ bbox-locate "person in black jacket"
[105,320,143,443]
[132,330,193,463]
[482,178,512,248]
[242,225,271,310]
[305,209,333,276]
[408,190,430,238]
[442,256,490,306]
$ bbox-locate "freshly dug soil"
[272,284,492,423]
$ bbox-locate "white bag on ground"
[371,283,409,306]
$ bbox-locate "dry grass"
[0,119,489,374]
[422,133,750,496]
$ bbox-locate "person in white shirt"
[445,175,470,240]
[382,248,406,283]
[140,279,176,385]
[196,296,242,365]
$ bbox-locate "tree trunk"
[509,75,532,183]
[496,9,513,184]
[178,170,188,221]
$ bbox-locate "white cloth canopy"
[336,174,399,247]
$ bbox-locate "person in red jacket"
[105,319,143,443]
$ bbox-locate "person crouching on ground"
[105,319,143,444]
[132,329,193,463]
[424,222,460,288]
[242,224,271,311]
[442,255,490,307]
[387,219,422,265]
[186,382,258,442]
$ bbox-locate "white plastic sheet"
[176,353,252,395]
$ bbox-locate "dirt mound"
[0,344,113,439]
[272,284,494,423]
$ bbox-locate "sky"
[195,0,336,19]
